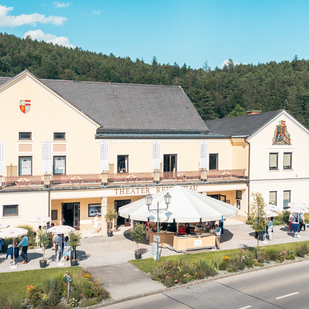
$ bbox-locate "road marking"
[238,306,252,309]
[276,292,299,299]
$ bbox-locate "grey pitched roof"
[41,79,208,132]
[1,72,209,132]
[205,110,283,137]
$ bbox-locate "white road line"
[238,306,252,309]
[276,292,299,299]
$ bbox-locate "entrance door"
[163,154,177,172]
[62,202,80,229]
[208,194,226,202]
[115,200,131,226]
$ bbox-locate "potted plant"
[37,230,52,268]
[104,209,117,237]
[69,231,81,266]
[130,223,146,259]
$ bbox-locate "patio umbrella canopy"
[0,227,28,238]
[0,223,10,229]
[49,225,75,234]
[26,215,51,223]
[119,186,238,223]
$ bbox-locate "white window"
[283,190,291,209]
[53,132,66,140]
[19,132,32,140]
[2,204,19,217]
[53,156,66,175]
[269,153,278,170]
[19,156,32,175]
[283,153,292,170]
[269,191,277,206]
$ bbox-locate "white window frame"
[268,190,278,206]
[18,156,33,176]
[116,154,130,173]
[269,153,278,171]
[283,152,293,170]
[53,155,67,175]
[53,131,67,141]
[283,189,293,209]
[209,153,219,170]
[18,131,33,141]
[2,203,20,218]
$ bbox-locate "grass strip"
[0,266,82,301]
[130,241,308,273]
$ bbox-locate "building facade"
[2,70,306,235]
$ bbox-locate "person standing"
[53,233,61,261]
[288,212,294,230]
[214,224,221,250]
[36,226,42,249]
[18,235,28,264]
[145,220,150,241]
[93,213,99,234]
[267,218,273,240]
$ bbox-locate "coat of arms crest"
[273,120,291,145]
[19,100,31,114]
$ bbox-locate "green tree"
[249,193,267,258]
[226,104,247,117]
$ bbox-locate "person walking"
[300,213,306,231]
[36,225,42,249]
[18,235,28,264]
[288,212,294,231]
[214,224,221,250]
[92,213,99,234]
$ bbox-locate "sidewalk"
[1,219,308,302]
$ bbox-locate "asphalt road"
[104,259,309,309]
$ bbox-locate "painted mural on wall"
[273,120,291,145]
[19,100,31,114]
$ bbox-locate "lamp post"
[145,192,172,261]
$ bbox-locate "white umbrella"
[265,209,279,218]
[119,185,238,223]
[287,206,309,214]
[288,201,309,208]
[49,225,75,234]
[0,223,9,229]
[264,204,281,212]
[26,215,51,223]
[0,228,28,269]
[48,225,75,266]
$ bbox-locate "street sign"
[154,235,160,242]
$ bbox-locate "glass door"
[73,202,80,229]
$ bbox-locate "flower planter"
[135,252,142,259]
[71,259,78,266]
[108,231,113,237]
[39,260,47,268]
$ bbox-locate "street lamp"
[145,192,172,261]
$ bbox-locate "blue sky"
[0,0,309,69]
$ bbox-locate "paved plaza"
[1,219,309,302]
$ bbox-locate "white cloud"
[24,29,75,48]
[221,59,242,67]
[53,2,71,8]
[92,10,101,15]
[0,5,67,27]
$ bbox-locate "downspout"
[245,137,251,215]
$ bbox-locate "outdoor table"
[290,222,300,233]
[6,246,19,260]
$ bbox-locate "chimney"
[247,110,261,115]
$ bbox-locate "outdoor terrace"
[0,169,247,191]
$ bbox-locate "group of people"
[144,218,224,250]
[288,212,306,237]
[8,221,72,266]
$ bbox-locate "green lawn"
[0,267,82,303]
[130,241,308,273]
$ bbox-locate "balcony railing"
[0,169,246,190]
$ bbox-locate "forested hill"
[1,32,309,127]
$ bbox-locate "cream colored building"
[4,70,306,235]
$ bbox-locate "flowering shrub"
[150,259,216,287]
[277,249,288,262]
